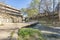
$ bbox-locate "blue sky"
[5,0,32,9]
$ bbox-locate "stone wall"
[0,13,22,23]
[0,3,22,23]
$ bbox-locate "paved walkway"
[0,22,38,40]
[0,23,60,40]
[0,30,17,40]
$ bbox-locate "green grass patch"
[18,28,44,40]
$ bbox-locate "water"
[29,24,60,40]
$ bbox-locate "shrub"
[18,28,44,40]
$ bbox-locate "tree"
[40,0,53,14]
[26,0,40,17]
[20,0,41,20]
[30,0,40,9]
[21,8,26,14]
[40,0,56,21]
[21,8,27,17]
[26,8,38,17]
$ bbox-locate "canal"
[28,24,60,40]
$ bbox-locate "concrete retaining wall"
[0,13,22,23]
[0,22,38,29]
[0,23,29,29]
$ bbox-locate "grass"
[18,28,44,40]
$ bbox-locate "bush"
[18,28,44,40]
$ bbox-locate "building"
[0,3,22,23]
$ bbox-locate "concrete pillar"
[18,17,22,23]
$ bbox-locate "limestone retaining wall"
[0,23,30,29]
[0,13,22,23]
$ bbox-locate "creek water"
[28,24,60,40]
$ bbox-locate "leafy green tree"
[26,0,40,17]
[26,8,38,17]
[21,8,26,14]
[20,0,40,18]
[30,0,40,9]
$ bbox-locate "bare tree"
[42,0,57,19]
[40,0,53,22]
